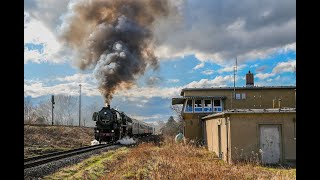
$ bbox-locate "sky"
[24,0,296,125]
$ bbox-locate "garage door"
[260,125,281,164]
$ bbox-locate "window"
[184,99,193,112]
[242,93,246,99]
[236,93,241,99]
[213,99,222,112]
[194,99,203,112]
[214,100,221,106]
[204,99,213,112]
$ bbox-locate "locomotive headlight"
[111,130,114,132]
[96,130,99,133]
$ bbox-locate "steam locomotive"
[92,105,154,143]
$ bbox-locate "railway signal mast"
[51,95,55,125]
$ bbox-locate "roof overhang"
[202,108,296,120]
[172,96,227,105]
[180,86,296,96]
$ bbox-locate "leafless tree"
[54,95,78,125]
[34,100,52,124]
[170,104,184,132]
[31,95,78,125]
[24,97,34,123]
[82,101,101,127]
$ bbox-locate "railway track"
[24,143,116,169]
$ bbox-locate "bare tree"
[24,97,33,123]
[32,95,78,126]
[170,104,184,132]
[34,100,52,124]
[54,95,78,125]
[82,101,101,127]
[160,116,180,136]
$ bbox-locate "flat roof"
[181,86,296,96]
[202,108,296,120]
[172,96,227,105]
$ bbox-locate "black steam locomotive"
[92,105,154,143]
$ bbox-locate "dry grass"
[24,125,94,158]
[45,136,295,179]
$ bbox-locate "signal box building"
[171,71,296,141]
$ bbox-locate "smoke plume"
[60,0,170,104]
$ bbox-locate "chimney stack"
[246,70,254,87]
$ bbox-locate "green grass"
[43,147,129,179]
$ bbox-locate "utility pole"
[51,95,55,125]
[79,84,82,127]
[232,57,237,109]
[233,57,237,99]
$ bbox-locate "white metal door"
[260,125,281,164]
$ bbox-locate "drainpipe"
[278,99,282,109]
[272,99,275,108]
[226,116,230,163]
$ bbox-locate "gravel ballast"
[24,145,121,179]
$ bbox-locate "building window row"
[184,99,222,113]
[233,93,246,100]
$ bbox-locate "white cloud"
[255,59,296,80]
[272,60,296,73]
[24,80,100,98]
[56,73,95,83]
[250,64,259,68]
[25,73,237,98]
[154,0,296,65]
[184,76,235,88]
[255,73,275,80]
[24,12,64,64]
[201,70,214,75]
[168,79,180,83]
[116,86,181,99]
[25,0,295,66]
[218,64,247,73]
[193,62,205,70]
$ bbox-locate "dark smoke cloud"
[60,0,171,104]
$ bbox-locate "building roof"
[202,108,296,120]
[180,86,296,96]
[172,96,227,105]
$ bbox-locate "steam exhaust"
[60,0,171,104]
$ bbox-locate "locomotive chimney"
[105,103,110,109]
[246,70,254,87]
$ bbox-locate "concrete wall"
[205,117,230,162]
[229,113,296,164]
[204,112,296,165]
[183,113,207,141]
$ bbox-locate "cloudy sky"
[24,0,296,124]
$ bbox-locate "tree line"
[24,95,100,127]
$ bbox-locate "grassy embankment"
[24,125,94,158]
[44,136,295,179]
